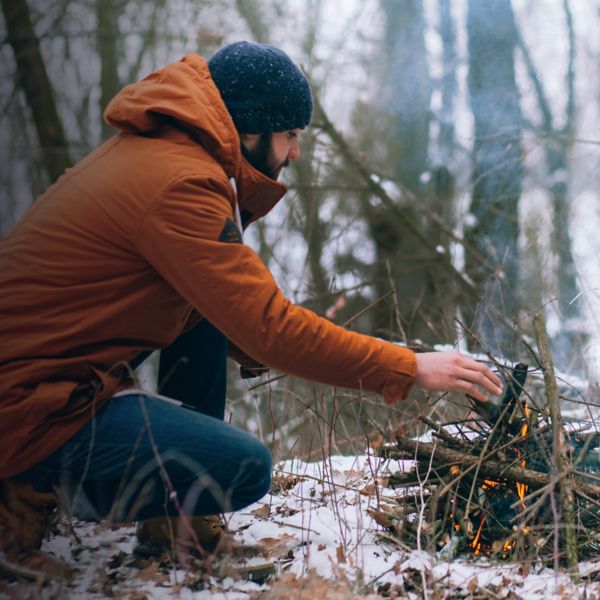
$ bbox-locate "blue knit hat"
[208,41,313,134]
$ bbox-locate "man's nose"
[289,140,301,160]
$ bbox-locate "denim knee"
[232,439,272,510]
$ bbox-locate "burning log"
[390,436,600,497]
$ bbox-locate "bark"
[465,0,523,356]
[1,0,72,183]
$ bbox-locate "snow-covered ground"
[4,454,600,599]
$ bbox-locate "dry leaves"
[251,504,271,519]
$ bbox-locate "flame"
[516,404,531,503]
[482,479,499,489]
[471,516,486,554]
[468,404,531,557]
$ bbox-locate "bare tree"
[517,0,584,369]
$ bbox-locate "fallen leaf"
[359,484,377,496]
[258,533,297,557]
[251,504,271,518]
[367,508,398,530]
[346,469,366,481]
[136,563,159,581]
[468,576,478,594]
[275,504,299,517]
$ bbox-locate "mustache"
[275,159,290,174]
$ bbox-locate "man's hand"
[414,352,503,403]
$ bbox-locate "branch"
[0,551,51,581]
[515,26,553,133]
[533,312,578,576]
[562,0,576,135]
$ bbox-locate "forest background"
[1,0,599,463]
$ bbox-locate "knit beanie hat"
[208,41,313,134]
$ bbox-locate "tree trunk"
[366,0,439,344]
[294,136,331,314]
[438,0,457,164]
[465,0,523,357]
[96,0,122,141]
[235,0,268,43]
[1,0,71,183]
[381,0,430,192]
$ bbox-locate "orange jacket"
[0,54,416,478]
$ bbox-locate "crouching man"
[0,41,502,573]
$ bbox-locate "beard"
[241,133,289,181]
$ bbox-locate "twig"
[0,551,51,581]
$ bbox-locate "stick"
[533,312,579,576]
[0,551,50,581]
[419,415,472,450]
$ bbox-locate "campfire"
[376,352,600,567]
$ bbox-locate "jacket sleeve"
[135,175,416,403]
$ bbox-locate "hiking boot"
[0,479,70,579]
[134,514,226,558]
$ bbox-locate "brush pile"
[377,359,600,567]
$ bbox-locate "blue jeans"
[15,321,271,522]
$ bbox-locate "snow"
[3,452,597,598]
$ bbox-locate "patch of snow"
[19,452,600,598]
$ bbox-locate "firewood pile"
[375,317,600,570]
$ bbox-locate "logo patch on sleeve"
[218,218,243,244]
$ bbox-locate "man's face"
[241,130,302,180]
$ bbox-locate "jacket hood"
[104,54,241,178]
[104,53,287,221]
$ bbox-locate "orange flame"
[516,404,531,503]
[471,516,486,554]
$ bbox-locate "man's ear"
[240,133,260,151]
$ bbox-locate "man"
[0,41,502,569]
